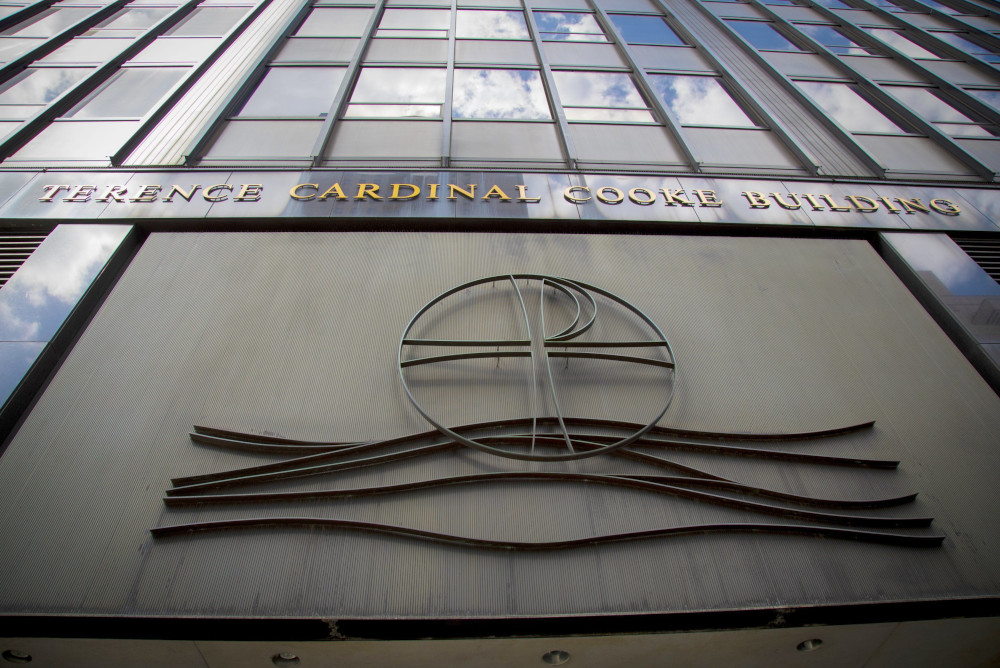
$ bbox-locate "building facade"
[1,0,1000,664]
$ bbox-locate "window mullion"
[589,1,701,172]
[308,0,386,167]
[440,0,456,167]
[523,3,577,170]
[0,0,57,34]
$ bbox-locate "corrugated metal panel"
[952,234,1000,285]
[123,0,306,167]
[0,230,48,289]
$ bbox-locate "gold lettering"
[741,191,770,208]
[692,189,722,207]
[63,185,96,203]
[769,193,802,210]
[481,185,512,201]
[130,185,161,203]
[97,186,128,203]
[318,183,347,201]
[447,184,476,200]
[878,196,901,213]
[515,185,541,203]
[203,184,232,202]
[564,186,591,203]
[800,194,825,210]
[355,183,381,200]
[427,183,440,200]
[39,185,69,202]
[164,185,202,202]
[659,189,695,206]
[234,184,263,202]
[628,188,655,205]
[596,187,624,204]
[895,197,929,214]
[389,183,420,200]
[846,195,878,212]
[818,194,851,211]
[929,198,960,215]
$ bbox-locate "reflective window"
[1,7,93,37]
[344,67,445,117]
[0,68,89,116]
[533,12,607,42]
[609,14,685,46]
[913,0,964,14]
[884,85,995,137]
[931,32,1000,63]
[649,74,756,127]
[868,0,909,11]
[965,87,1000,112]
[726,20,802,51]
[452,69,549,119]
[862,28,941,58]
[82,6,172,36]
[239,67,345,117]
[0,38,42,63]
[794,23,873,55]
[295,7,373,37]
[376,9,449,38]
[456,10,528,39]
[163,6,247,36]
[40,37,132,63]
[814,0,852,7]
[797,80,906,133]
[65,67,185,117]
[552,71,653,122]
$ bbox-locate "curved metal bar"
[537,276,582,340]
[547,351,676,369]
[544,278,595,341]
[545,341,670,348]
[540,278,574,454]
[162,472,929,528]
[400,350,531,369]
[150,518,945,548]
[192,425,363,446]
[190,432,371,455]
[509,275,538,456]
[401,339,531,347]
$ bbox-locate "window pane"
[934,122,992,137]
[66,67,185,117]
[239,67,345,117]
[345,67,445,117]
[0,68,89,106]
[914,0,963,14]
[456,10,528,39]
[798,80,904,133]
[40,37,132,63]
[966,87,1000,112]
[452,69,549,119]
[164,7,247,36]
[814,0,851,7]
[650,74,756,127]
[86,7,172,33]
[376,9,449,38]
[609,14,684,46]
[1,8,92,37]
[883,86,975,123]
[0,38,43,63]
[862,28,940,58]
[553,71,653,122]
[932,32,1000,62]
[795,24,870,55]
[533,12,607,42]
[869,0,908,11]
[726,20,802,51]
[295,7,373,37]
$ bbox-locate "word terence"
[39,184,263,203]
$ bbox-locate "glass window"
[794,23,873,55]
[725,20,802,51]
[344,67,445,117]
[456,10,528,39]
[797,80,905,133]
[931,32,1000,63]
[65,67,185,117]
[40,37,132,63]
[1,7,93,37]
[0,67,89,116]
[295,7,373,37]
[608,14,685,46]
[649,74,756,127]
[82,6,172,36]
[238,66,345,117]
[868,0,909,11]
[533,12,607,42]
[965,87,1000,112]
[375,9,449,38]
[163,7,247,36]
[914,0,964,14]
[883,85,995,137]
[0,38,43,63]
[452,68,549,119]
[862,28,941,58]
[814,0,852,8]
[552,71,653,122]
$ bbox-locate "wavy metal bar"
[192,425,365,446]
[190,432,372,455]
[162,472,928,528]
[401,339,530,347]
[400,350,531,368]
[150,518,946,548]
[547,351,676,369]
[545,341,671,348]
